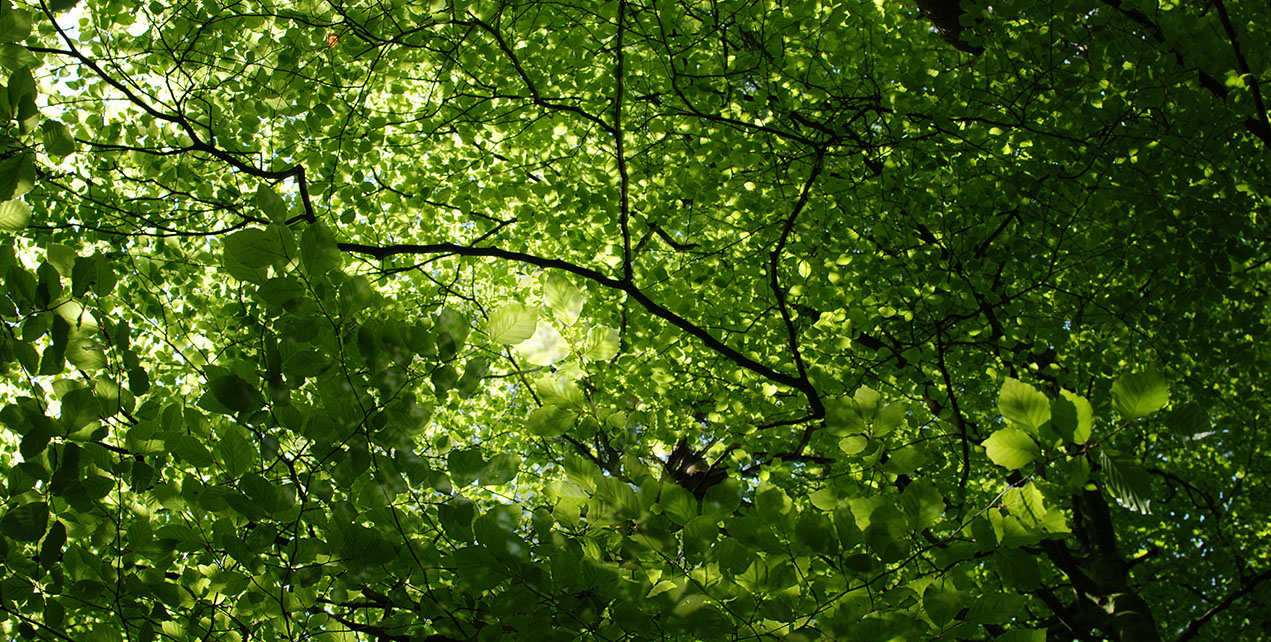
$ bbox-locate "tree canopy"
[1,0,1268,640]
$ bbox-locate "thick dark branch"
[1097,0,1268,151]
[337,241,811,395]
[649,222,700,251]
[933,327,972,497]
[1210,0,1270,146]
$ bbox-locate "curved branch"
[615,0,632,283]
[337,240,815,400]
[1177,565,1271,642]
[773,149,828,454]
[463,16,614,134]
[39,1,318,223]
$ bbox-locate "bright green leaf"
[998,378,1050,435]
[224,228,287,270]
[1111,372,1170,420]
[487,303,537,345]
[983,428,1040,470]
[582,325,619,361]
[543,273,585,325]
[526,405,574,437]
[255,184,289,222]
[0,199,30,232]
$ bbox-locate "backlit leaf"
[0,199,30,232]
[543,273,585,325]
[998,378,1050,435]
[1111,372,1170,420]
[983,428,1040,470]
[486,303,537,345]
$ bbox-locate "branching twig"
[338,240,811,395]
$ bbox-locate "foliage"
[1,0,1269,640]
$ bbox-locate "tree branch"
[39,1,318,223]
[614,0,632,283]
[1177,565,1271,642]
[777,149,829,454]
[337,241,814,397]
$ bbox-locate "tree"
[0,0,1267,639]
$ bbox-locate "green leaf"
[448,448,486,487]
[0,199,29,232]
[794,511,835,555]
[0,43,37,71]
[683,514,720,561]
[209,569,251,596]
[526,405,574,437]
[995,548,1041,589]
[219,428,255,477]
[128,366,150,396]
[1097,450,1152,514]
[997,628,1046,642]
[900,479,944,531]
[39,519,66,570]
[486,303,537,345]
[41,119,74,156]
[256,277,305,308]
[457,356,491,398]
[543,273,584,325]
[65,335,106,371]
[224,228,287,270]
[1,501,48,541]
[300,222,342,275]
[1003,484,1047,524]
[1111,372,1170,420]
[839,435,868,454]
[536,374,585,408]
[431,363,459,398]
[982,428,1040,470]
[998,378,1050,435]
[582,325,619,361]
[173,435,216,468]
[965,592,1025,624]
[43,598,65,631]
[208,374,265,413]
[1052,389,1094,444]
[48,0,80,13]
[59,386,99,432]
[0,152,34,200]
[756,485,792,518]
[282,347,331,378]
[1166,404,1210,439]
[514,322,569,365]
[923,586,962,627]
[659,482,698,525]
[0,9,33,42]
[435,308,469,359]
[701,479,742,518]
[255,184,289,222]
[439,497,476,542]
[481,453,520,485]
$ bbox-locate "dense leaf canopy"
[1,0,1269,640]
